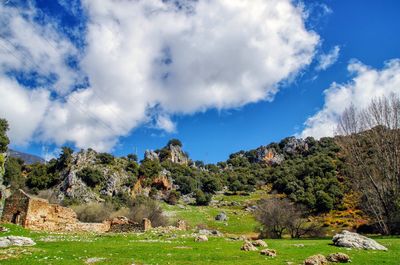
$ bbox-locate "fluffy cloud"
[301,59,400,139]
[316,45,340,71]
[1,0,319,151]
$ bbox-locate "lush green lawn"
[0,224,399,265]
[1,192,398,264]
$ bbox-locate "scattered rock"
[85,257,106,264]
[327,252,351,263]
[0,227,9,233]
[241,241,258,251]
[198,229,222,237]
[293,244,305,247]
[332,230,388,250]
[0,236,36,248]
[303,254,328,265]
[195,235,208,242]
[215,212,228,221]
[260,249,277,257]
[253,239,268,247]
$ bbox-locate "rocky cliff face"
[168,144,189,165]
[53,149,132,204]
[145,144,189,165]
[254,147,284,165]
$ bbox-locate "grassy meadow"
[1,191,399,265]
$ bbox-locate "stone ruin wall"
[1,189,30,226]
[1,190,155,233]
[25,198,78,231]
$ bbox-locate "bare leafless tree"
[337,93,400,235]
[254,198,322,238]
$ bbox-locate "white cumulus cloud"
[1,0,320,151]
[316,45,340,71]
[301,59,400,139]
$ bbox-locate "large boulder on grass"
[0,236,36,248]
[303,254,328,265]
[332,230,387,250]
[327,253,351,263]
[215,212,228,221]
[241,241,257,251]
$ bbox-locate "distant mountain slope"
[8,149,45,164]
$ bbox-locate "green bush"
[194,189,211,206]
[167,138,182,147]
[4,157,24,190]
[97,153,114,165]
[0,118,10,153]
[26,163,60,190]
[76,167,105,188]
[201,177,222,194]
[166,190,181,205]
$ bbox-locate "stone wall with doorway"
[1,189,30,226]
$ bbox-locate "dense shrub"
[201,177,222,194]
[167,139,182,147]
[97,153,114,164]
[139,159,161,180]
[76,167,105,188]
[166,190,181,205]
[193,189,211,206]
[26,163,60,190]
[128,196,168,227]
[4,157,24,190]
[72,202,117,222]
[0,118,10,153]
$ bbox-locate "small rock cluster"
[260,249,276,257]
[240,240,277,257]
[303,253,350,265]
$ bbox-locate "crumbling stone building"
[1,190,151,233]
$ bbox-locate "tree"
[194,189,211,206]
[201,176,222,194]
[139,159,161,180]
[26,163,59,190]
[167,139,182,147]
[96,153,114,165]
[58,146,74,170]
[127,154,138,162]
[76,167,105,188]
[337,94,400,235]
[254,198,321,239]
[0,118,10,153]
[4,157,25,190]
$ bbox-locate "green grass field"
[0,224,399,265]
[1,191,399,264]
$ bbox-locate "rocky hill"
[52,149,134,204]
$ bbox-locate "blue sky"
[1,0,400,163]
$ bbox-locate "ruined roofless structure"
[1,189,152,233]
